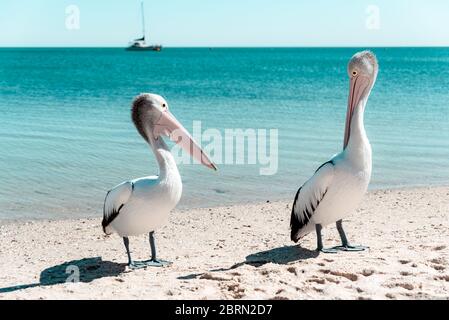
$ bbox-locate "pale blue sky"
[0,0,448,47]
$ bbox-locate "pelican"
[290,51,378,253]
[102,93,217,268]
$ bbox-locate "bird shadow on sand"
[243,245,319,267]
[0,257,125,294]
[178,245,318,280]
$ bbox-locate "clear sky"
[0,0,448,47]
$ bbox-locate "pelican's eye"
[352,70,358,77]
[162,103,167,109]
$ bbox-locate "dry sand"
[0,187,448,300]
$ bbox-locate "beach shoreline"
[1,184,447,224]
[0,186,448,300]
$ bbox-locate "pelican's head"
[348,50,378,87]
[344,51,378,148]
[132,93,217,171]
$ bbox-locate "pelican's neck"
[148,135,180,182]
[344,97,372,165]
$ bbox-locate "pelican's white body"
[104,144,182,237]
[293,98,372,238]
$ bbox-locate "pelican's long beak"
[153,110,217,171]
[343,76,370,149]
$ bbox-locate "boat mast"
[141,2,146,41]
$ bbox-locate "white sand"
[0,187,448,300]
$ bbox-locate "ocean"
[1,48,448,220]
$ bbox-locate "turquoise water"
[0,48,448,220]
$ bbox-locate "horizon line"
[1,45,449,49]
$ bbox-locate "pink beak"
[343,76,369,149]
[153,110,217,171]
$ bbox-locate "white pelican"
[102,93,217,268]
[290,51,378,253]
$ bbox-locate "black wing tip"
[101,183,133,234]
[102,190,111,234]
[101,209,113,234]
[290,187,303,243]
[102,210,116,235]
[290,163,333,243]
[102,204,124,233]
[290,210,301,243]
[291,234,300,243]
[101,217,108,234]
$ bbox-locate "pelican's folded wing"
[290,161,335,242]
[102,181,134,234]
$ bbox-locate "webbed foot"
[142,259,173,267]
[333,245,368,252]
[318,247,339,254]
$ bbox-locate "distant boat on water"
[126,2,162,52]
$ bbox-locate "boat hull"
[126,46,162,52]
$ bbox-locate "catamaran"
[126,2,162,52]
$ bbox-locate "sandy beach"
[0,187,448,300]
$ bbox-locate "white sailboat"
[126,2,162,51]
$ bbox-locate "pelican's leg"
[143,232,172,267]
[123,237,145,269]
[123,237,148,270]
[316,224,338,254]
[333,220,368,252]
[123,237,133,264]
